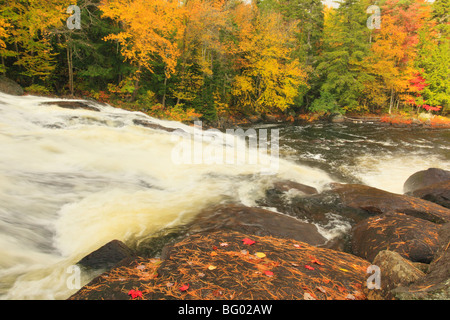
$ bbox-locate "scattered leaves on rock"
[69,230,371,300]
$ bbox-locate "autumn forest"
[0,0,448,124]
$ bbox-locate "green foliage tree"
[416,0,450,113]
[315,0,373,113]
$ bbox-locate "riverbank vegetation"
[0,0,449,125]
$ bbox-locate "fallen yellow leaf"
[208,265,217,270]
[255,252,266,258]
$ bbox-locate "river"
[0,92,449,299]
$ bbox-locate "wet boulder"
[330,183,450,224]
[258,180,319,217]
[187,203,327,246]
[258,183,369,227]
[403,168,450,194]
[407,180,450,209]
[77,239,136,270]
[351,212,441,263]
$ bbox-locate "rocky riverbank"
[2,75,449,130]
[69,168,450,300]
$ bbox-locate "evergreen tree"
[315,0,372,113]
[416,0,450,113]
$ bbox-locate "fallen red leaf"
[304,265,314,271]
[212,246,218,250]
[179,284,189,292]
[264,270,274,276]
[242,238,256,245]
[128,289,143,299]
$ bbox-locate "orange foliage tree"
[364,0,433,113]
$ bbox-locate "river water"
[0,93,449,299]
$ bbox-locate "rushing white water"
[0,92,334,299]
[343,154,450,194]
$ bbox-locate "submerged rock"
[40,100,100,112]
[132,119,178,132]
[271,180,318,195]
[77,239,136,270]
[352,212,440,263]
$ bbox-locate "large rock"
[408,180,450,209]
[329,113,345,123]
[365,250,425,300]
[403,168,450,194]
[132,119,178,133]
[40,100,100,112]
[330,183,450,224]
[351,212,441,263]
[258,183,369,230]
[0,76,24,96]
[392,222,450,299]
[187,203,327,246]
[69,230,371,300]
[77,239,136,270]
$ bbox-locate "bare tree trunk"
[130,64,142,102]
[67,43,74,97]
[162,73,168,108]
[388,88,394,114]
[1,55,5,75]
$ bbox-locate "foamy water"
[0,93,333,299]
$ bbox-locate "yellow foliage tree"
[229,4,306,114]
[1,0,73,79]
[100,0,185,102]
